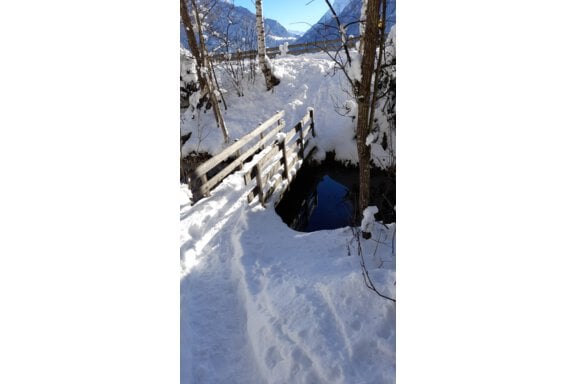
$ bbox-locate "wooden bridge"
[188,109,316,206]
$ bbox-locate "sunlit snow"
[181,48,395,384]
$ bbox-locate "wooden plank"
[248,170,283,205]
[296,122,305,159]
[245,145,281,184]
[249,145,315,205]
[302,124,313,141]
[285,139,299,160]
[243,168,252,186]
[192,110,285,179]
[267,148,299,198]
[255,143,282,174]
[272,155,307,206]
[284,125,298,145]
[280,140,289,181]
[247,160,283,203]
[287,149,300,169]
[281,150,300,181]
[263,173,284,204]
[247,149,288,203]
[247,186,259,204]
[261,144,315,206]
[243,146,280,186]
[254,164,265,205]
[246,145,283,203]
[199,120,286,195]
[308,109,316,137]
[262,159,284,186]
[298,111,311,128]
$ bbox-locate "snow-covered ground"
[181,50,396,383]
[181,50,395,169]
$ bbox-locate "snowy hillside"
[180,0,298,52]
[296,0,396,44]
[315,0,353,26]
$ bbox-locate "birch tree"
[180,0,230,143]
[255,0,280,91]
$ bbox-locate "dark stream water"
[275,155,395,232]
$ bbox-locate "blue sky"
[230,0,328,33]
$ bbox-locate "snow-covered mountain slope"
[288,29,305,37]
[180,0,298,52]
[316,0,353,26]
[296,0,396,44]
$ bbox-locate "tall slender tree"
[180,0,230,143]
[321,0,390,235]
[255,0,280,91]
[355,0,382,237]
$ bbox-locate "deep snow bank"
[233,207,396,383]
[180,153,396,383]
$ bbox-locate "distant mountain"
[180,0,298,53]
[295,0,396,44]
[288,30,305,37]
[315,0,352,26]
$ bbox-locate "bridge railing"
[189,108,316,206]
[189,110,286,203]
[244,108,316,206]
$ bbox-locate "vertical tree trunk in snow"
[190,0,229,143]
[359,0,367,53]
[180,0,229,143]
[368,0,386,147]
[180,0,206,91]
[255,0,280,91]
[356,0,381,235]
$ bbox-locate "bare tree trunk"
[356,0,381,237]
[180,0,207,92]
[359,0,367,53]
[180,0,230,143]
[368,0,386,142]
[190,0,229,143]
[255,0,280,91]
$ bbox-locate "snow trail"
[180,186,264,383]
[180,161,395,383]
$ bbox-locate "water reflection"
[275,157,395,232]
